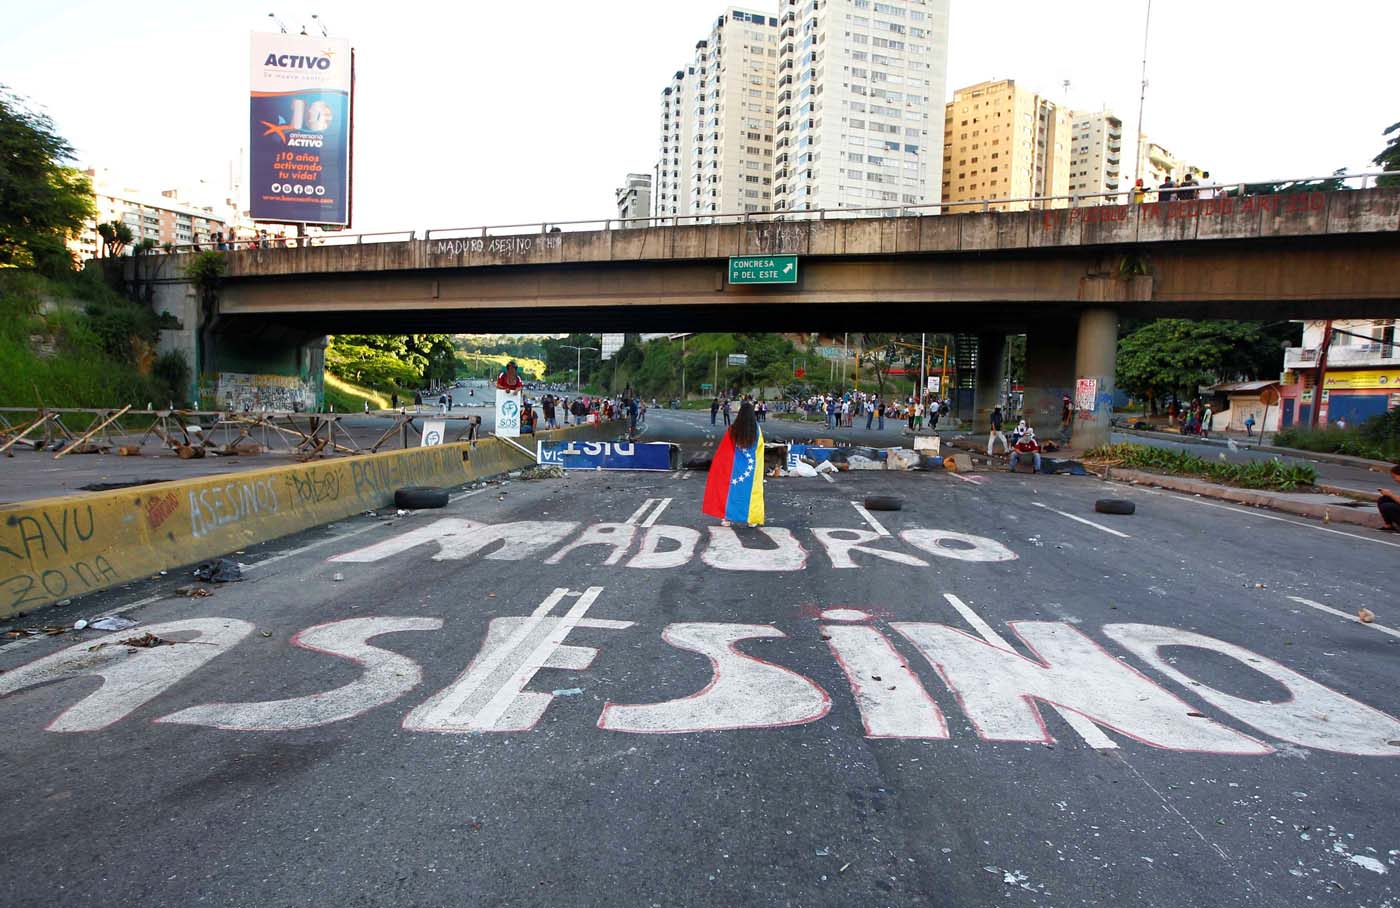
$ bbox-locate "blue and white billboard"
[249,32,352,225]
[537,441,676,472]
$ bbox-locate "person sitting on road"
[1010,417,1027,446]
[1378,465,1400,532]
[1009,427,1042,474]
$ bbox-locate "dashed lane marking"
[1031,501,1132,539]
[1286,596,1400,640]
[641,498,673,527]
[850,502,891,537]
[821,473,835,484]
[624,499,658,525]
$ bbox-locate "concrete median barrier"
[0,422,619,618]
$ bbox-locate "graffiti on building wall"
[217,372,312,413]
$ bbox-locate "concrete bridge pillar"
[1021,320,1077,435]
[1072,307,1119,452]
[972,333,1007,432]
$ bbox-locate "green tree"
[1376,120,1400,188]
[1116,319,1299,413]
[0,87,94,274]
[97,220,133,258]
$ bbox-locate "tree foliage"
[1116,319,1300,407]
[1376,120,1400,188]
[325,334,457,392]
[0,87,94,274]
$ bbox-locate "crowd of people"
[1129,171,1219,204]
[1165,398,1216,438]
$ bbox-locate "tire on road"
[394,487,450,510]
[1094,498,1136,515]
[864,495,903,512]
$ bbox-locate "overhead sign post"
[727,354,749,367]
[249,32,353,226]
[728,255,798,285]
[495,392,522,438]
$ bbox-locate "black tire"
[394,487,450,509]
[864,495,903,512]
[1094,498,1136,515]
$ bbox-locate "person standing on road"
[542,395,557,430]
[1244,413,1255,437]
[866,397,875,430]
[723,397,733,427]
[1009,427,1042,473]
[710,398,720,425]
[987,405,1008,455]
[702,400,765,528]
[438,392,449,415]
[1377,465,1400,531]
[877,399,886,431]
[1201,404,1214,439]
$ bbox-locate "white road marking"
[641,498,673,527]
[950,472,985,485]
[544,523,638,566]
[942,594,1119,750]
[598,623,830,733]
[245,519,387,572]
[1285,596,1400,640]
[895,618,1269,754]
[0,619,254,732]
[1031,501,1132,539]
[1104,624,1400,757]
[158,617,443,731]
[628,526,701,569]
[811,529,927,569]
[850,502,891,537]
[820,472,835,483]
[681,471,694,481]
[824,623,947,738]
[0,593,166,654]
[701,527,807,571]
[1168,495,1400,549]
[625,499,658,525]
[900,529,1018,563]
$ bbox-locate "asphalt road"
[2,422,1399,907]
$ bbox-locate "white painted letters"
[824,624,947,738]
[701,527,807,571]
[811,528,929,569]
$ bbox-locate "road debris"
[520,465,566,480]
[1358,608,1375,624]
[552,688,584,697]
[193,558,244,583]
[174,585,213,598]
[89,616,138,631]
[119,633,174,648]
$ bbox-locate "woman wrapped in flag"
[702,400,765,527]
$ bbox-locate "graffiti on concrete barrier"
[350,447,462,502]
[145,492,179,530]
[430,234,562,258]
[188,477,280,538]
[285,467,341,507]
[4,589,1399,757]
[0,504,118,611]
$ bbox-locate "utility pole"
[561,344,598,392]
[1132,0,1153,188]
[681,335,687,402]
[920,333,927,407]
[714,351,719,395]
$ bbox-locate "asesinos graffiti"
[3,588,1398,758]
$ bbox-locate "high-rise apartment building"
[69,169,231,261]
[1067,110,1124,201]
[654,8,779,220]
[616,173,653,225]
[941,79,1072,212]
[1136,137,1205,190]
[772,0,950,214]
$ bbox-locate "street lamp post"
[560,345,599,392]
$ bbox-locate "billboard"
[249,32,352,225]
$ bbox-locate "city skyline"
[3,0,1396,234]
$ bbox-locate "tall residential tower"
[654,8,780,220]
[772,0,950,213]
[940,79,1072,212]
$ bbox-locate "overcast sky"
[3,0,1395,232]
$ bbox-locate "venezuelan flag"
[702,428,765,525]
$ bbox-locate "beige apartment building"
[69,169,230,260]
[1136,137,1205,191]
[940,78,1072,212]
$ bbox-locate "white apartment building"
[654,8,779,220]
[1136,136,1205,189]
[70,169,232,260]
[615,173,653,225]
[1068,110,1124,201]
[772,0,950,214]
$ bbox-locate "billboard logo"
[262,53,335,70]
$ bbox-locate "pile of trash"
[771,442,944,477]
[519,465,566,481]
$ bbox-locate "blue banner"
[537,441,676,472]
[249,33,352,226]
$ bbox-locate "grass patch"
[1086,442,1318,492]
[1272,424,1400,464]
[324,373,392,411]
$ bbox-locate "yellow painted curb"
[0,422,619,618]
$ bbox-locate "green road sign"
[700,383,714,391]
[728,255,798,285]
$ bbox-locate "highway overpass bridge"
[150,187,1400,448]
